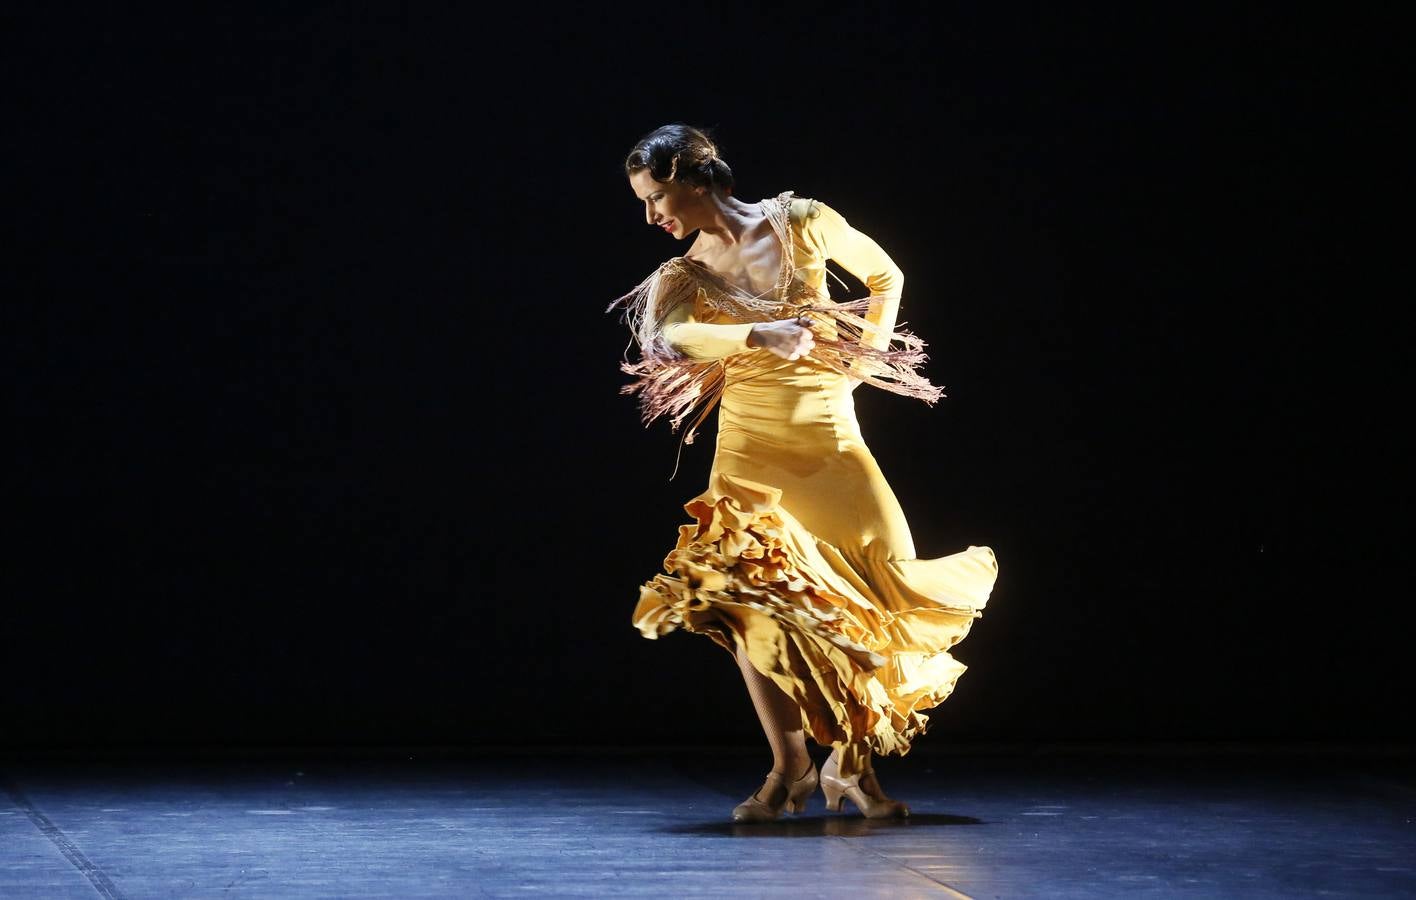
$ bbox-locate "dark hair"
[624,123,735,196]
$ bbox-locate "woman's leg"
[734,642,813,785]
[732,644,902,812]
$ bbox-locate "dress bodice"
[608,190,939,465]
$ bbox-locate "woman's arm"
[658,296,758,361]
[663,303,817,361]
[807,200,903,352]
[642,264,813,361]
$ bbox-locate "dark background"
[5,5,1406,756]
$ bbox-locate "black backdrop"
[6,5,1406,754]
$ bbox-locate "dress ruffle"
[632,472,998,778]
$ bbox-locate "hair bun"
[625,124,736,196]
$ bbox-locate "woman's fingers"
[787,322,814,360]
[758,318,817,360]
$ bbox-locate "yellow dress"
[612,191,999,780]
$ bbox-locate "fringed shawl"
[606,190,944,472]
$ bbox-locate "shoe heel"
[821,776,845,812]
[785,764,818,814]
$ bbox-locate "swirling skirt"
[632,465,998,780]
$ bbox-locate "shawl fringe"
[606,194,945,469]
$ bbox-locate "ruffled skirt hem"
[631,472,998,779]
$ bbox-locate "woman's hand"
[746,317,816,360]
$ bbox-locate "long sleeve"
[659,294,757,361]
[806,200,903,352]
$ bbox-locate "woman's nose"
[644,204,656,225]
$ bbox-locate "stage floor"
[3,748,1414,898]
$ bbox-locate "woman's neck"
[690,192,764,254]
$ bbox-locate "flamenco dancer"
[608,124,999,822]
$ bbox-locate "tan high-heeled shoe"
[732,761,818,822]
[820,752,910,818]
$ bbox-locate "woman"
[607,124,999,822]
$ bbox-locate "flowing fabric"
[608,191,999,779]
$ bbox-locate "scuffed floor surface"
[2,750,1413,898]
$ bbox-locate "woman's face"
[629,168,705,240]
